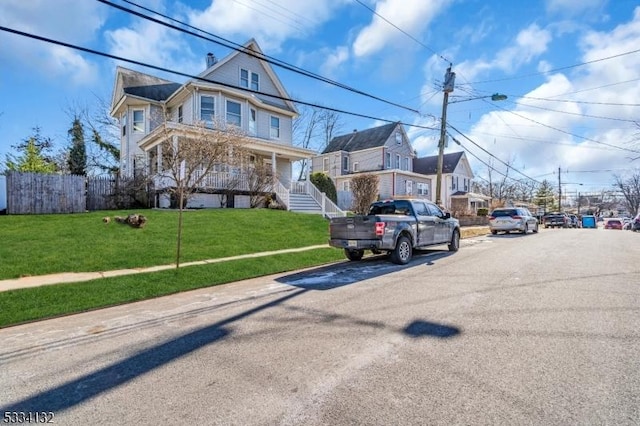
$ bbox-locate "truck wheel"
[390,235,412,265]
[448,229,460,252]
[521,224,528,234]
[533,223,539,233]
[344,249,364,261]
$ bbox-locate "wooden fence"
[5,172,143,214]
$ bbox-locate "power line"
[353,0,451,64]
[106,0,421,115]
[459,48,640,86]
[446,125,542,184]
[0,25,437,133]
[487,101,640,155]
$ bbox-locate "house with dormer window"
[311,122,432,210]
[413,151,489,212]
[110,39,341,214]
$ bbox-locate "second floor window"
[200,96,215,126]
[395,154,400,169]
[323,157,329,172]
[178,105,183,123]
[270,116,280,139]
[133,110,144,133]
[240,69,259,91]
[226,100,241,127]
[403,157,409,171]
[343,156,349,171]
[385,152,391,169]
[121,113,127,136]
[353,162,359,172]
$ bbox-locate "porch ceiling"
[138,123,316,161]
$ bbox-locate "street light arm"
[448,93,508,104]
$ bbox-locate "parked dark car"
[329,199,460,264]
[543,212,570,228]
[632,213,640,232]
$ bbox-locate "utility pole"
[435,66,456,206]
[558,166,562,212]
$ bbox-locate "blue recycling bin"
[581,215,596,228]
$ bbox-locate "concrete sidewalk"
[0,244,329,292]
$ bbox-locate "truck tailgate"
[329,215,379,240]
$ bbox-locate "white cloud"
[105,20,200,76]
[545,0,606,16]
[0,0,105,84]
[188,0,346,52]
[455,24,552,82]
[352,0,452,58]
[320,46,351,77]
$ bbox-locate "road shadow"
[404,320,460,338]
[277,249,454,290]
[0,288,308,413]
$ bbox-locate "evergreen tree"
[67,117,87,175]
[5,137,57,173]
[533,179,556,212]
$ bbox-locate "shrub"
[351,173,379,215]
[477,208,489,216]
[310,172,337,203]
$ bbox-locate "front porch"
[152,172,345,217]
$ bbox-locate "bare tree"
[247,159,273,208]
[350,173,379,214]
[159,119,248,267]
[613,171,640,216]
[293,105,321,180]
[319,109,343,150]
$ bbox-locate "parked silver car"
[489,207,539,235]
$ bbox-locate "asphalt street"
[1,228,639,425]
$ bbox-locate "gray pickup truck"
[329,199,461,265]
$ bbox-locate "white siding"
[350,148,385,173]
[201,52,288,110]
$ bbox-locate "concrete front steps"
[288,193,323,214]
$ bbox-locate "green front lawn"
[0,248,344,328]
[0,208,332,279]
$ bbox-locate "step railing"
[294,180,346,218]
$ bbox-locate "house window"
[240,68,259,91]
[121,113,127,136]
[270,116,280,139]
[200,95,215,126]
[403,157,409,171]
[395,131,402,144]
[323,157,329,172]
[343,181,350,191]
[395,154,400,169]
[417,183,429,196]
[178,105,183,123]
[385,152,391,169]
[405,180,413,195]
[249,108,257,136]
[133,110,144,133]
[464,179,469,191]
[226,100,242,127]
[353,162,359,172]
[342,156,349,172]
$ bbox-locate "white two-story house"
[110,39,324,210]
[311,122,432,210]
[413,151,489,213]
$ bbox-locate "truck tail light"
[488,216,496,221]
[511,215,522,220]
[375,222,386,236]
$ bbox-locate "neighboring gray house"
[413,151,488,212]
[311,122,432,210]
[110,39,339,214]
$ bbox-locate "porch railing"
[296,180,346,218]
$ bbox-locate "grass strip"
[0,248,344,328]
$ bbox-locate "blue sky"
[1,0,640,195]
